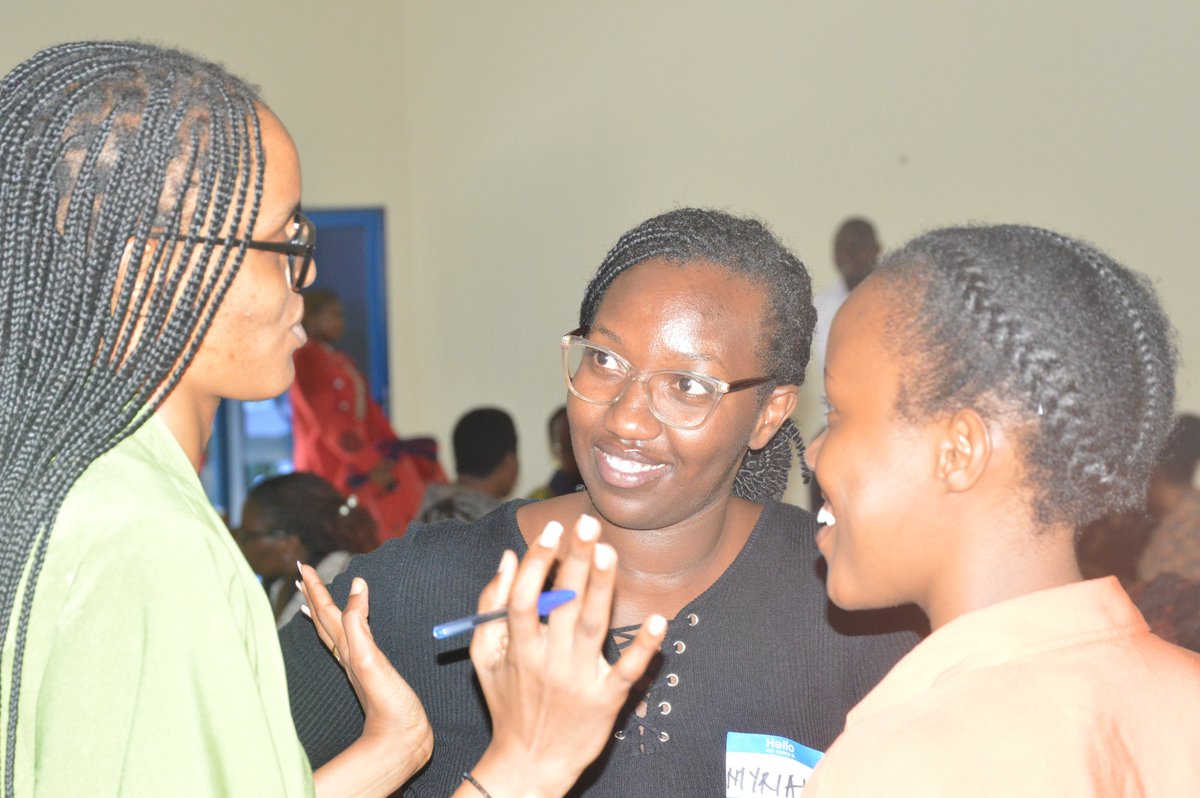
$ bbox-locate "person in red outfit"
[291,289,446,542]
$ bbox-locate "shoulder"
[333,500,526,603]
[51,419,232,583]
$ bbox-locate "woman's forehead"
[593,258,767,364]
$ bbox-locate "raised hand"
[458,516,666,798]
[298,563,434,797]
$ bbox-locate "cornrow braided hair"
[579,208,817,500]
[0,42,264,792]
[879,224,1176,527]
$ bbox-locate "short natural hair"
[453,407,517,478]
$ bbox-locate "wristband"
[462,771,493,797]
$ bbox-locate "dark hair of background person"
[833,217,880,291]
[453,407,518,478]
[876,224,1176,527]
[1157,414,1200,486]
[578,207,817,502]
[244,473,377,560]
[0,42,265,790]
[548,405,568,441]
[301,287,341,327]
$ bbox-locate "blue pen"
[431,589,577,640]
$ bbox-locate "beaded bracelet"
[462,771,493,797]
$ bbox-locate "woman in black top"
[281,208,920,796]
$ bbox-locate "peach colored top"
[806,577,1200,796]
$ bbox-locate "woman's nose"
[604,377,661,441]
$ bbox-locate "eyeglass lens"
[289,213,315,290]
[564,339,721,429]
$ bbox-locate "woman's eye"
[589,350,622,372]
[674,375,715,397]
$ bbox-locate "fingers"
[546,516,601,647]
[571,542,617,652]
[608,614,667,689]
[506,521,563,643]
[341,578,381,675]
[470,550,517,670]
[297,563,340,652]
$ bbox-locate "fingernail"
[294,580,303,592]
[538,521,564,548]
[497,549,516,574]
[594,543,615,570]
[647,614,666,635]
[300,604,311,618]
[296,560,304,575]
[350,577,365,595]
[577,514,600,542]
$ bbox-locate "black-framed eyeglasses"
[560,327,773,430]
[147,209,316,292]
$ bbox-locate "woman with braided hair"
[0,41,665,797]
[281,208,919,796]
[803,225,1200,795]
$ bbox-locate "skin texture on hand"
[297,563,434,797]
[456,516,667,798]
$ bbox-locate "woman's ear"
[749,385,799,450]
[936,408,993,493]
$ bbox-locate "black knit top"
[279,499,920,796]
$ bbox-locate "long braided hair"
[579,208,817,501]
[877,224,1176,527]
[0,42,265,790]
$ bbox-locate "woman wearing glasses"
[282,208,920,796]
[0,42,662,797]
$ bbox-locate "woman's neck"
[521,491,762,625]
[155,386,220,471]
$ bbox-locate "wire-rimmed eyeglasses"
[560,328,772,430]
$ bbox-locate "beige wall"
[5,2,1198,502]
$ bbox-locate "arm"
[454,516,667,798]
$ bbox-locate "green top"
[2,414,314,796]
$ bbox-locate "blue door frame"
[199,207,390,521]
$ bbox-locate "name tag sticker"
[726,731,823,798]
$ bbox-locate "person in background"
[1137,413,1200,582]
[528,405,584,499]
[291,289,447,542]
[236,473,377,627]
[1121,413,1200,654]
[811,217,880,382]
[803,224,1200,795]
[809,218,881,511]
[417,407,518,524]
[280,208,919,796]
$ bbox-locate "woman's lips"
[815,502,836,549]
[593,446,669,489]
[291,322,308,346]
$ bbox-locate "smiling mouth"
[601,450,665,474]
[816,502,837,527]
[594,447,669,489]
